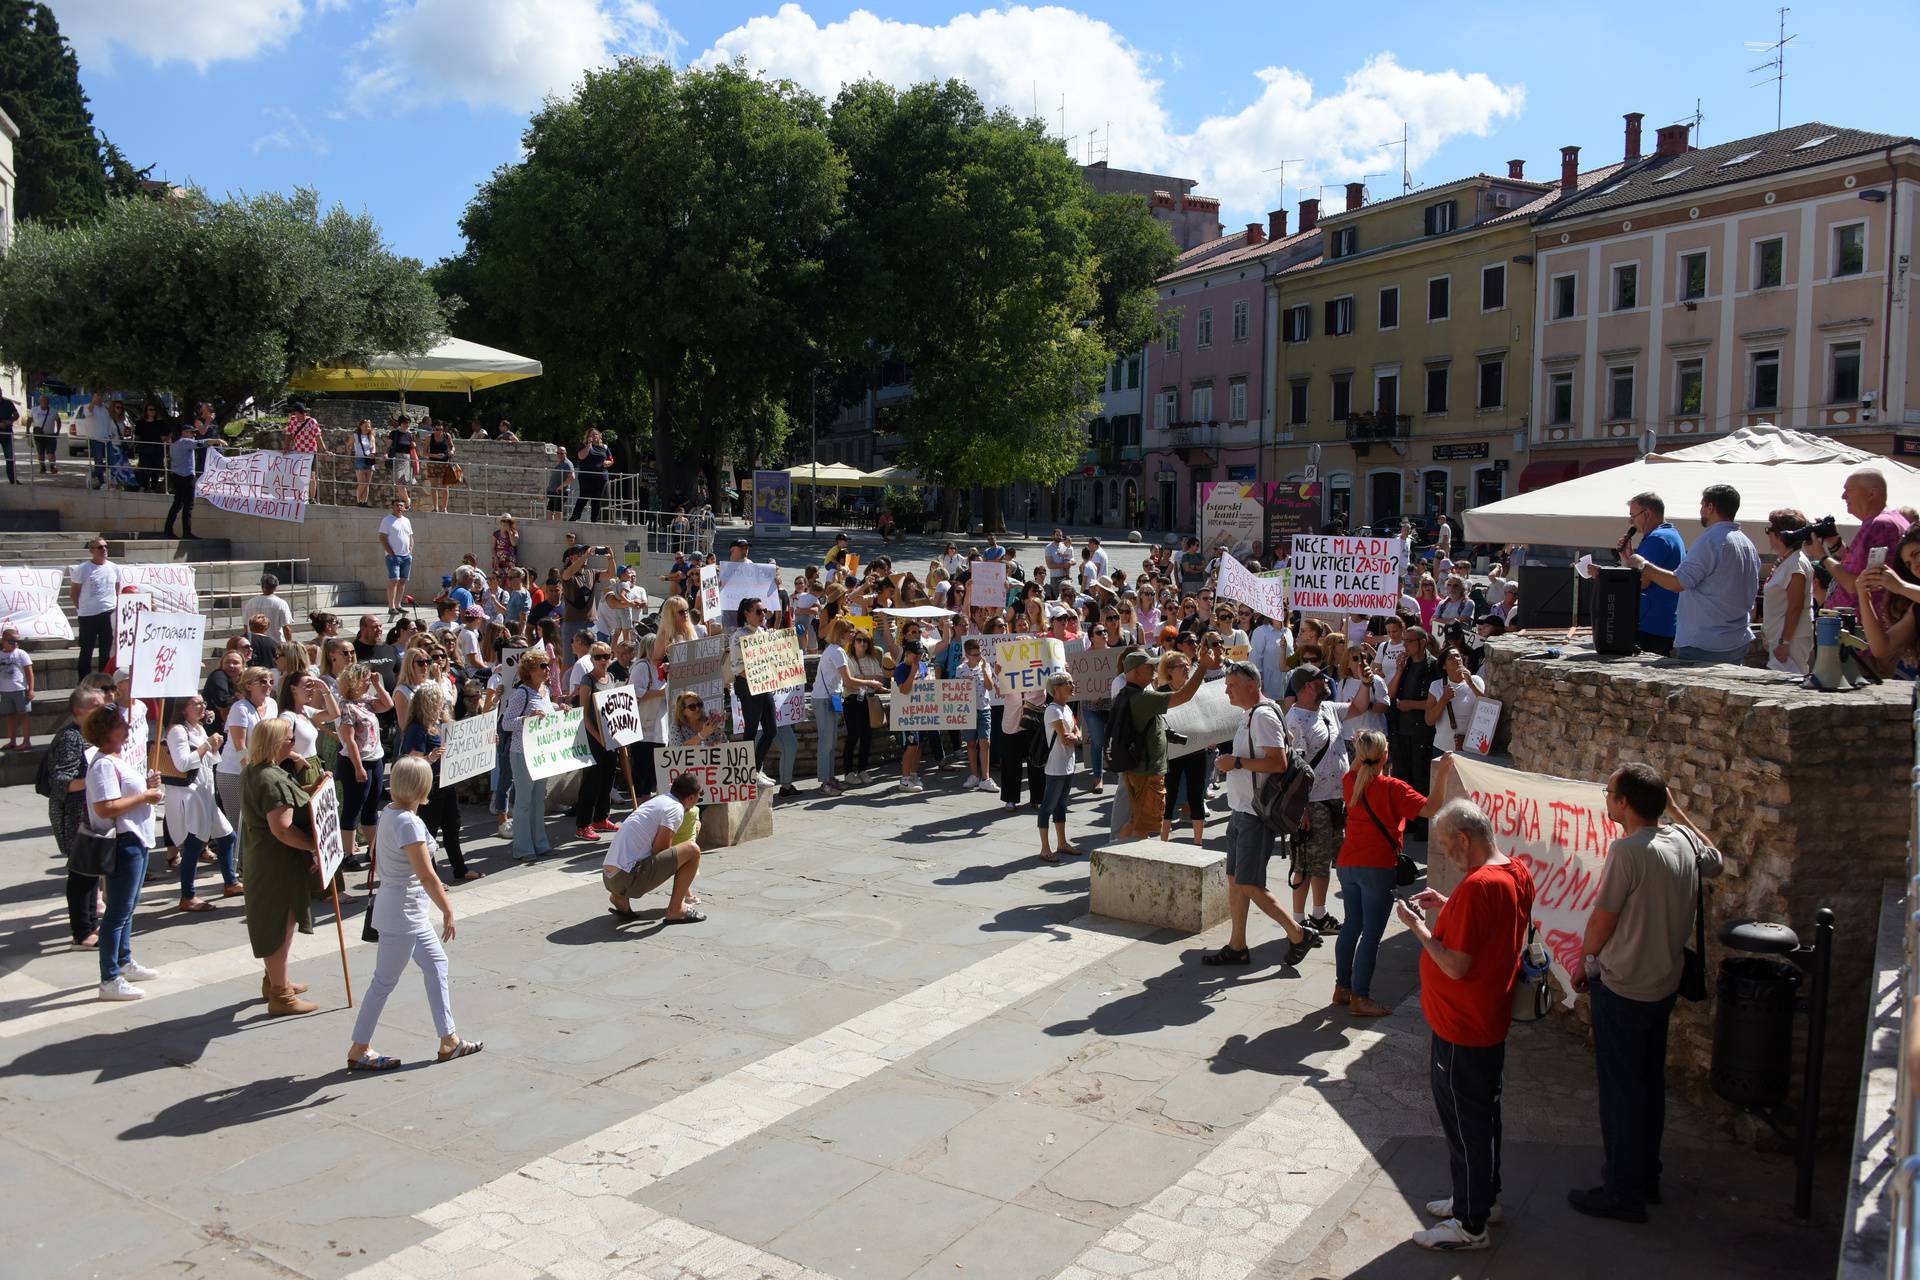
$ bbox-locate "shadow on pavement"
[0,998,264,1082]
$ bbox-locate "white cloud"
[50,0,307,70]
[354,0,682,112]
[700,4,1525,228]
[252,108,332,156]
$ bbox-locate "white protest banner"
[1465,697,1502,757]
[0,567,72,640]
[130,612,205,699]
[655,741,758,804]
[438,711,497,786]
[113,590,153,667]
[889,678,978,731]
[595,683,646,748]
[668,634,727,704]
[774,685,808,727]
[873,605,958,620]
[737,628,805,695]
[1065,640,1122,705]
[122,563,199,614]
[993,636,1066,696]
[522,706,594,780]
[970,559,1008,604]
[1441,755,1622,1002]
[1164,678,1241,759]
[1216,552,1292,621]
[718,560,778,612]
[1289,534,1405,616]
[698,564,723,619]
[312,779,345,886]
[198,448,312,523]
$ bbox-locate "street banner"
[130,612,204,699]
[698,564,722,620]
[970,559,1008,604]
[1216,552,1291,621]
[1197,481,1266,560]
[889,678,977,731]
[522,706,594,780]
[0,567,72,640]
[122,563,199,614]
[595,683,646,748]
[113,590,153,667]
[1289,534,1406,616]
[312,779,345,886]
[774,685,808,727]
[668,635,727,704]
[1464,697,1502,757]
[718,560,779,612]
[438,711,497,786]
[1064,640,1122,706]
[1440,755,1621,1002]
[752,470,791,532]
[993,636,1066,696]
[198,448,311,523]
[737,628,805,695]
[1164,679,1240,759]
[655,741,758,804]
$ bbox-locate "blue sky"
[49,0,1919,267]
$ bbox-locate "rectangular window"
[1164,318,1179,354]
[1608,366,1636,421]
[1551,273,1576,320]
[1478,357,1504,410]
[1376,374,1399,417]
[1754,237,1785,289]
[1191,385,1213,422]
[1331,375,1352,422]
[1427,276,1450,321]
[1288,381,1309,426]
[1833,222,1866,277]
[1425,366,1450,414]
[1125,354,1140,390]
[1331,226,1358,258]
[1481,263,1506,312]
[1675,358,1704,414]
[1282,303,1310,342]
[1612,262,1639,310]
[1548,372,1574,425]
[1750,350,1781,410]
[1425,200,1457,235]
[1378,286,1400,331]
[1830,341,1863,403]
[1231,300,1249,342]
[1196,307,1213,348]
[1680,250,1708,301]
[1326,296,1354,336]
[1159,388,1177,427]
[1229,379,1248,422]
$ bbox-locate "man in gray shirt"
[163,410,209,540]
[1626,484,1760,664]
[1568,761,1724,1224]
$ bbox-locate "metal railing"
[1895,692,1920,1279]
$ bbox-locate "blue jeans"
[813,696,839,783]
[771,724,798,787]
[178,832,238,897]
[1673,642,1749,665]
[100,834,150,982]
[490,735,513,815]
[1038,772,1072,827]
[1334,865,1397,998]
[1589,978,1677,1208]
[509,747,550,859]
[1081,707,1109,781]
[87,438,107,487]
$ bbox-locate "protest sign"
[751,470,792,532]
[737,628,805,694]
[993,636,1066,696]
[439,711,497,785]
[1289,534,1405,616]
[122,564,198,614]
[522,706,594,780]
[889,678,977,731]
[0,567,72,640]
[1226,644,1251,663]
[698,564,722,619]
[874,605,957,620]
[1065,640,1122,700]
[668,634,727,704]
[970,559,1007,603]
[843,614,874,636]
[130,613,205,699]
[774,684,808,727]
[1164,679,1241,759]
[198,448,312,522]
[595,684,646,748]
[1216,552,1291,620]
[113,590,153,666]
[655,741,758,804]
[312,779,345,885]
[718,560,778,612]
[1465,697,1502,757]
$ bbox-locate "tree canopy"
[0,1,148,224]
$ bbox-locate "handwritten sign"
[1465,696,1502,757]
[668,634,727,704]
[198,448,311,522]
[122,564,199,614]
[1065,640,1122,707]
[113,590,153,669]
[1290,534,1406,616]
[1164,679,1241,759]
[970,559,1008,604]
[774,685,808,727]
[0,567,72,640]
[992,636,1066,696]
[655,741,758,805]
[843,614,875,637]
[737,628,805,695]
[312,779,344,885]
[889,678,978,731]
[438,710,497,786]
[130,612,204,698]
[718,560,778,612]
[522,706,594,780]
[595,683,646,748]
[1216,552,1291,621]
[698,564,722,620]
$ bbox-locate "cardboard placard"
[774,684,808,727]
[1465,696,1502,757]
[1216,551,1291,621]
[655,741,758,804]
[522,706,594,780]
[130,612,205,699]
[737,628,805,695]
[843,614,875,636]
[718,560,778,612]
[1289,535,1406,616]
[667,635,727,704]
[1064,640,1122,701]
[312,779,345,885]
[438,710,497,786]
[889,678,978,731]
[970,559,1008,603]
[992,636,1066,696]
[698,564,722,619]
[595,683,647,748]
[113,590,153,667]
[0,567,73,640]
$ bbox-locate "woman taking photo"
[85,705,165,1000]
[669,690,724,746]
[162,694,238,913]
[401,682,478,882]
[345,757,483,1071]
[1037,671,1083,863]
[51,687,107,948]
[1424,647,1485,754]
[1762,509,1816,674]
[216,667,277,839]
[350,418,378,506]
[1857,525,1920,670]
[1335,736,1449,1017]
[502,649,557,863]
[239,718,321,1016]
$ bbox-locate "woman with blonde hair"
[334,663,392,871]
[239,717,322,1015]
[391,640,439,734]
[344,756,482,1070]
[216,666,278,838]
[502,647,558,862]
[650,594,698,665]
[401,680,477,882]
[1334,734,1449,1017]
[670,689,724,747]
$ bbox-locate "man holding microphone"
[1615,493,1685,656]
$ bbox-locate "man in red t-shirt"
[1395,798,1536,1252]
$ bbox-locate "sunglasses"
[688,700,704,709]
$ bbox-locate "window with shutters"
[1331,375,1352,422]
[1288,380,1309,426]
[1427,276,1450,322]
[1196,307,1213,348]
[1164,317,1179,354]
[1478,357,1504,409]
[1378,286,1400,331]
[1282,303,1310,342]
[1425,366,1449,414]
[1331,226,1357,258]
[1481,263,1506,312]
[1325,296,1354,336]
[1425,201,1456,235]
[1229,379,1248,422]
[1231,300,1249,342]
[1375,373,1399,417]
[1191,385,1213,422]
[1158,388,1178,427]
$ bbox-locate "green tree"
[0,1,146,224]
[1085,193,1178,352]
[0,187,448,414]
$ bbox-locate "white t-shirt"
[1226,702,1285,813]
[243,593,294,638]
[373,806,437,928]
[0,647,30,692]
[1429,675,1486,748]
[1043,702,1077,775]
[609,794,686,873]
[87,752,153,843]
[1284,702,1351,803]
[1375,639,1405,687]
[280,709,319,759]
[1078,559,1100,588]
[1338,674,1389,739]
[566,653,592,694]
[456,625,483,670]
[1089,547,1110,576]
[1045,541,1072,579]
[70,560,120,617]
[219,698,262,773]
[378,513,414,557]
[812,644,848,700]
[78,405,117,443]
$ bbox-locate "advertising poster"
[1262,481,1322,556]
[1196,481,1266,560]
[751,470,792,532]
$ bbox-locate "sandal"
[607,905,641,921]
[178,898,216,913]
[1057,843,1084,857]
[1201,945,1251,967]
[347,1052,402,1072]
[664,908,708,925]
[1039,851,1059,864]
[458,870,484,882]
[436,1037,484,1062]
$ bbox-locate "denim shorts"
[385,553,412,581]
[1224,810,1276,889]
[898,730,941,752]
[968,709,991,742]
[352,456,375,472]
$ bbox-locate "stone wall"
[257,422,563,520]
[1480,634,1912,1131]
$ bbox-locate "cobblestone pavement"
[0,773,1834,1279]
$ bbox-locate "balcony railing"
[1345,412,1412,444]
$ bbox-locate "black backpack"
[1105,683,1144,773]
[1251,705,1337,837]
[34,743,54,798]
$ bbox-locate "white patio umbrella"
[781,461,872,487]
[286,336,543,397]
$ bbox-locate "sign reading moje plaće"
[438,711,497,786]
[736,628,805,695]
[889,678,978,731]
[197,448,313,523]
[130,612,205,699]
[522,706,594,780]
[1289,534,1405,616]
[992,636,1066,696]
[655,741,758,805]
[594,683,647,748]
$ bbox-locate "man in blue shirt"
[1620,492,1685,655]
[1627,485,1761,664]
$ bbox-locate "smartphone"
[1868,546,1889,571]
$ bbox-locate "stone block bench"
[1090,840,1228,933]
[697,788,774,848]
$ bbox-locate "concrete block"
[698,789,773,848]
[1089,839,1227,933]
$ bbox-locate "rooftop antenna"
[1377,124,1412,192]
[1261,158,1307,198]
[1360,172,1388,204]
[1746,7,1795,130]
[1675,97,1706,146]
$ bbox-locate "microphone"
[1612,525,1637,562]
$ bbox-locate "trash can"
[1710,956,1802,1108]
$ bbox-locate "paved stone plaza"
[0,775,1834,1279]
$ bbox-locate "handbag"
[866,692,885,728]
[448,463,466,486]
[1358,789,1420,888]
[71,825,119,877]
[1512,924,1552,1022]
[1676,828,1710,1002]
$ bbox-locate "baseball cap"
[1122,651,1153,673]
[461,605,486,620]
[1287,664,1329,696]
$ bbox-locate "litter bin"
[1710,955,1801,1108]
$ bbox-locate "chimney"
[1655,123,1690,157]
[1344,181,1366,211]
[1298,198,1320,233]
[1624,112,1644,162]
[1245,221,1266,246]
[1507,158,1525,180]
[1268,208,1288,240]
[1560,145,1580,194]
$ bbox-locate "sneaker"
[777,784,800,798]
[575,827,601,840]
[754,771,777,787]
[122,961,160,982]
[1412,1219,1489,1252]
[1424,1197,1503,1224]
[1310,912,1343,935]
[98,976,145,1002]
[1566,1186,1648,1223]
[592,821,620,833]
[821,779,843,795]
[1281,930,1322,968]
[497,818,513,838]
[1200,945,1251,966]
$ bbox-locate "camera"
[1783,515,1838,548]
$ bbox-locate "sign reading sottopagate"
[737,628,805,695]
[889,678,978,731]
[438,711,497,786]
[130,612,205,699]
[655,741,758,805]
[1289,534,1406,616]
[522,706,594,780]
[198,448,312,523]
[0,567,72,640]
[992,636,1066,696]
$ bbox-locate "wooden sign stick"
[330,883,354,1007]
